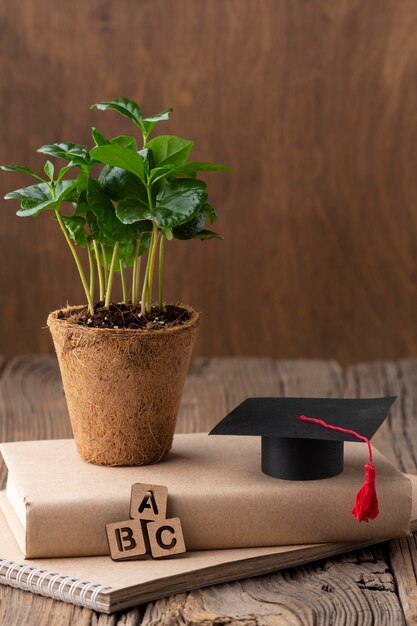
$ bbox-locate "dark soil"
[58,303,191,330]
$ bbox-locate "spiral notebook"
[1,481,417,614]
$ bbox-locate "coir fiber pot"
[47,305,200,466]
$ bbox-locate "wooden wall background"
[1,0,417,363]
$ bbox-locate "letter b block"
[106,519,147,561]
[147,517,186,559]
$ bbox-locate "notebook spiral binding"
[0,559,111,611]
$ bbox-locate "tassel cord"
[299,415,373,464]
[299,414,378,522]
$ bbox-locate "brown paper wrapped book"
[0,484,417,614]
[0,434,412,558]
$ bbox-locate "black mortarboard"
[209,397,396,481]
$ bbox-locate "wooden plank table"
[1,356,417,625]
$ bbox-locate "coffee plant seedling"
[2,98,231,317]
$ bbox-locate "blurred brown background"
[1,0,417,363]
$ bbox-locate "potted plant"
[2,98,230,466]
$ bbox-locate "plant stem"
[140,182,158,315]
[132,255,137,304]
[120,260,127,304]
[104,242,119,309]
[147,226,160,314]
[87,243,95,303]
[140,269,149,316]
[93,240,104,301]
[135,255,141,307]
[158,236,165,311]
[101,243,108,291]
[55,210,95,315]
[141,230,155,316]
[132,239,140,305]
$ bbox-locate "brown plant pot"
[47,304,200,466]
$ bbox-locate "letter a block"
[130,483,168,521]
[147,517,186,559]
[106,519,147,561]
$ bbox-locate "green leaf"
[56,165,73,182]
[139,232,152,255]
[90,145,145,182]
[111,135,137,150]
[44,160,54,181]
[74,190,89,217]
[20,197,42,209]
[55,180,79,203]
[8,179,78,216]
[92,127,137,150]
[172,213,223,240]
[62,215,88,247]
[92,127,109,146]
[38,142,89,160]
[1,164,45,182]
[38,143,92,172]
[155,179,207,229]
[87,178,133,243]
[141,107,172,138]
[68,156,90,172]
[138,148,154,174]
[117,241,137,267]
[91,98,143,127]
[99,165,148,203]
[76,171,89,193]
[192,229,223,240]
[91,99,172,139]
[5,182,57,215]
[143,108,172,123]
[16,205,46,217]
[162,227,173,240]
[172,161,232,176]
[132,220,153,236]
[116,199,153,224]
[86,210,102,242]
[5,182,50,203]
[149,164,177,183]
[203,203,217,224]
[149,161,230,184]
[146,135,194,167]
[172,213,205,239]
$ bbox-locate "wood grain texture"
[1,356,416,624]
[143,548,403,626]
[345,359,417,626]
[390,536,417,626]
[345,359,417,473]
[2,1,417,363]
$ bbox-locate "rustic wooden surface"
[2,1,417,364]
[1,357,417,625]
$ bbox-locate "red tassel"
[299,415,379,522]
[351,463,379,522]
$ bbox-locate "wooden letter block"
[147,517,186,559]
[106,519,147,561]
[130,483,168,521]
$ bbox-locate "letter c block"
[147,517,186,558]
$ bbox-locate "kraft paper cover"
[3,488,417,613]
[0,434,412,558]
[2,485,417,614]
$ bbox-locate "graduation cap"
[209,396,397,522]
